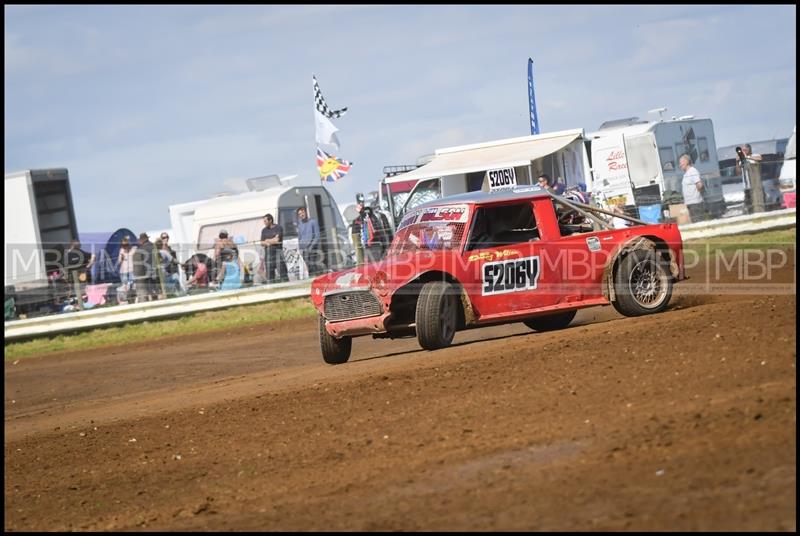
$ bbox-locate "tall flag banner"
[316,147,353,183]
[313,75,348,149]
[527,58,540,135]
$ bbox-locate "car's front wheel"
[612,248,673,317]
[523,310,576,331]
[415,281,458,350]
[319,314,352,364]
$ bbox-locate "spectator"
[679,154,706,223]
[117,237,136,302]
[132,232,155,302]
[736,143,765,213]
[213,229,238,261]
[159,232,179,277]
[64,240,95,295]
[184,255,209,290]
[260,213,288,283]
[537,173,566,195]
[216,248,242,291]
[296,206,323,277]
[352,193,388,264]
[154,237,181,297]
[735,143,763,184]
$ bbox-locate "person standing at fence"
[296,206,322,277]
[215,248,242,291]
[158,233,182,295]
[679,154,706,223]
[132,233,155,302]
[736,143,765,213]
[353,193,387,264]
[117,237,136,301]
[260,213,288,283]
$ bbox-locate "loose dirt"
[4,251,796,531]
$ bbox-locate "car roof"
[415,186,553,210]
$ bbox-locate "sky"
[5,4,797,234]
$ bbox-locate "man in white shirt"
[679,154,706,223]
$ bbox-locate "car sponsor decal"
[586,236,601,251]
[397,204,469,230]
[482,255,540,295]
[468,249,521,262]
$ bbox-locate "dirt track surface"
[4,254,797,531]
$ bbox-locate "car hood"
[310,250,450,305]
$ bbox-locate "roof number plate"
[487,167,517,192]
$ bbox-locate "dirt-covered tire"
[415,281,458,351]
[523,310,577,331]
[611,248,673,317]
[318,314,352,364]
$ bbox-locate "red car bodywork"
[311,190,685,339]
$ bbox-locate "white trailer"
[167,176,353,280]
[382,128,591,227]
[586,116,726,220]
[778,126,796,193]
[4,168,79,314]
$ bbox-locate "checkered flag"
[313,75,347,119]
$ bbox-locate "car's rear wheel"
[319,314,352,364]
[523,310,576,331]
[612,248,673,317]
[416,281,458,350]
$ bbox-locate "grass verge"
[5,297,317,361]
[683,227,795,258]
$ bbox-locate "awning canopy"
[385,128,584,184]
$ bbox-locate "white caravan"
[382,128,591,228]
[586,116,726,219]
[168,175,353,280]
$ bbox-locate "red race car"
[310,187,685,364]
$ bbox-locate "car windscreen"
[386,204,470,256]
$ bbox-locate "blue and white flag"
[527,58,540,135]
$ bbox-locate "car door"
[463,201,561,320]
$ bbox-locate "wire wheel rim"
[440,293,456,341]
[628,259,668,309]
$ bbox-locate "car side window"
[466,203,538,250]
[552,198,594,236]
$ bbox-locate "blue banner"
[527,58,540,135]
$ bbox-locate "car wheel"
[523,310,576,331]
[415,280,458,350]
[319,314,352,364]
[612,248,673,317]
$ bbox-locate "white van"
[586,116,726,220]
